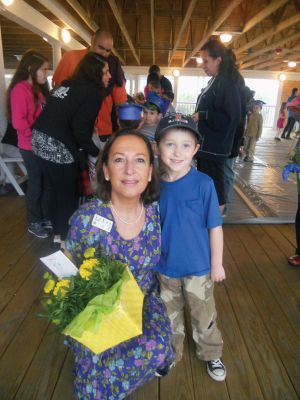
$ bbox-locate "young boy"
[154,113,226,382]
[139,92,166,144]
[244,100,264,162]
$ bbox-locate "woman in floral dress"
[65,129,173,399]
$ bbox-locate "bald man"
[53,30,127,140]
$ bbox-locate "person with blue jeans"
[281,88,298,140]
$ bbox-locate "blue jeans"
[224,157,235,205]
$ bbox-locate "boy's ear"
[193,143,200,156]
[158,113,163,121]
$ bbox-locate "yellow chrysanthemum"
[79,267,92,280]
[80,258,99,270]
[44,279,55,294]
[84,247,96,259]
[53,279,70,297]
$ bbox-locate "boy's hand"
[211,265,226,283]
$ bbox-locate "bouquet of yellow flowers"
[39,248,144,353]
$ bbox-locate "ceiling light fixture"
[279,73,286,81]
[288,61,297,68]
[43,36,49,42]
[61,28,71,44]
[220,33,232,44]
[196,57,203,64]
[172,69,180,77]
[1,0,14,6]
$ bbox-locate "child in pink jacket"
[7,50,50,238]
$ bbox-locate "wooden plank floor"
[0,195,300,400]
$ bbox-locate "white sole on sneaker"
[206,364,227,382]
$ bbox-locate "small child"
[118,103,143,129]
[244,100,264,162]
[139,92,165,144]
[154,113,226,382]
[275,102,287,141]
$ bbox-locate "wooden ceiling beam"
[37,0,125,64]
[168,0,198,66]
[255,52,300,70]
[107,0,140,65]
[241,31,300,63]
[35,0,91,43]
[65,0,98,31]
[150,0,155,64]
[252,45,300,69]
[235,12,300,54]
[242,0,288,33]
[182,0,243,67]
[0,0,84,50]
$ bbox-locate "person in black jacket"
[32,52,111,250]
[192,40,242,214]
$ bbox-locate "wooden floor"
[1,194,300,400]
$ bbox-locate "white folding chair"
[0,155,27,195]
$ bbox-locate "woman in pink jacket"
[7,50,50,238]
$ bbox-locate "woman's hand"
[191,112,199,123]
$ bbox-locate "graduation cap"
[254,100,266,107]
[145,92,169,115]
[118,103,143,120]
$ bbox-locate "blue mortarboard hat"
[118,103,143,120]
[254,100,266,107]
[145,92,169,115]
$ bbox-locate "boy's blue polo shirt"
[155,167,222,278]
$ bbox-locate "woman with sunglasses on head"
[32,52,111,251]
[7,49,50,239]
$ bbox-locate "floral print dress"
[65,199,173,400]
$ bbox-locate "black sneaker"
[28,223,49,239]
[155,362,175,377]
[52,240,63,252]
[206,359,226,382]
[41,219,53,230]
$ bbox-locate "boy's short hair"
[148,80,161,91]
[147,72,160,85]
[155,113,201,143]
[119,120,141,129]
[144,102,161,114]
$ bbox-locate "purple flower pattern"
[65,200,173,399]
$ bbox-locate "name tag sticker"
[92,214,113,232]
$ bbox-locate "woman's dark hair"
[72,52,108,87]
[201,39,242,84]
[6,49,49,121]
[149,65,160,74]
[292,88,298,96]
[97,128,159,204]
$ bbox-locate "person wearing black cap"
[243,100,264,162]
[154,113,226,382]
